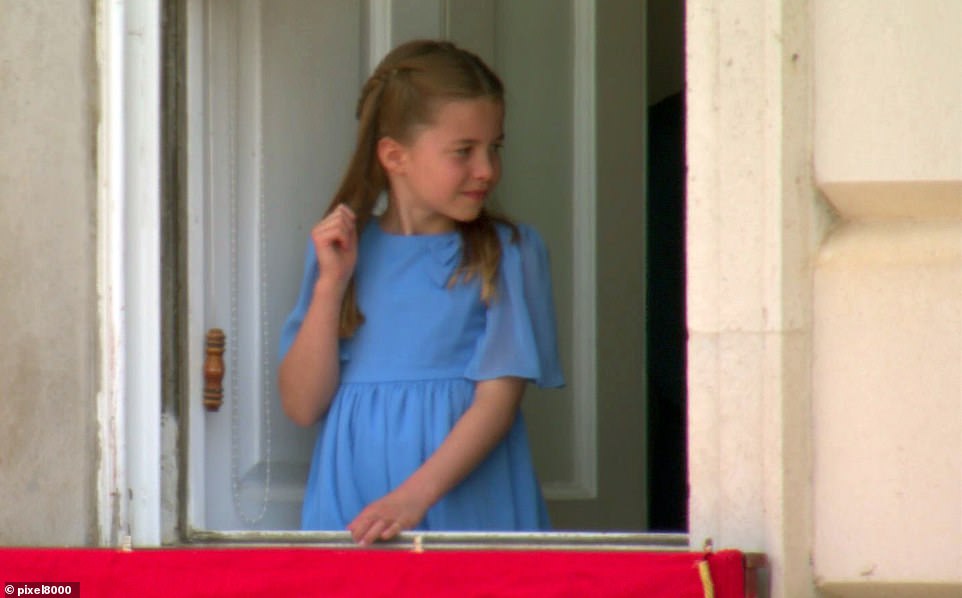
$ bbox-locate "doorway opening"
[645,0,687,533]
[170,0,689,539]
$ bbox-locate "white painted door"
[185,0,646,533]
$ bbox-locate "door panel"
[187,0,645,532]
[188,0,364,531]
[487,0,582,501]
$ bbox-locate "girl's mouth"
[462,189,488,202]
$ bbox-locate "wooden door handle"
[204,328,226,412]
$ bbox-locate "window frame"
[99,0,689,550]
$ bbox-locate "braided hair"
[327,40,518,337]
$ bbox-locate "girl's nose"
[473,152,496,181]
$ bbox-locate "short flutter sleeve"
[464,224,565,388]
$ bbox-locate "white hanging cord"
[226,30,273,525]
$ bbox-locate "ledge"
[818,180,962,222]
[818,581,962,598]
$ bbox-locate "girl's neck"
[379,203,456,236]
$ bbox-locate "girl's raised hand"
[311,204,358,296]
[346,487,429,545]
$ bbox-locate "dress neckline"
[364,219,462,287]
[369,219,460,241]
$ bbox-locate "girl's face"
[382,98,504,234]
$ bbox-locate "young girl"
[277,40,563,545]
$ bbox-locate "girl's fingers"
[312,210,358,254]
[347,504,406,545]
[336,204,356,219]
[363,520,387,546]
[380,521,403,541]
[356,517,389,546]
[315,226,352,251]
[319,205,356,234]
[313,210,355,238]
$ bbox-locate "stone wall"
[686,1,825,595]
[813,0,962,593]
[687,2,961,595]
[0,0,98,545]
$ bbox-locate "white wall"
[686,0,826,596]
[0,0,98,544]
[813,1,962,593]
[688,2,962,595]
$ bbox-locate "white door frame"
[97,0,163,547]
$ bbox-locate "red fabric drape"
[0,548,744,598]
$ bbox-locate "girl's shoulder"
[494,221,552,277]
[494,220,547,251]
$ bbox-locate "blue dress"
[278,220,564,531]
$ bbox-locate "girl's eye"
[454,147,472,157]
[490,143,503,155]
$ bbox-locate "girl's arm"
[278,205,357,426]
[277,285,344,426]
[347,376,525,544]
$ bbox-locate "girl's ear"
[377,136,408,176]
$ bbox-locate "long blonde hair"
[328,39,517,337]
